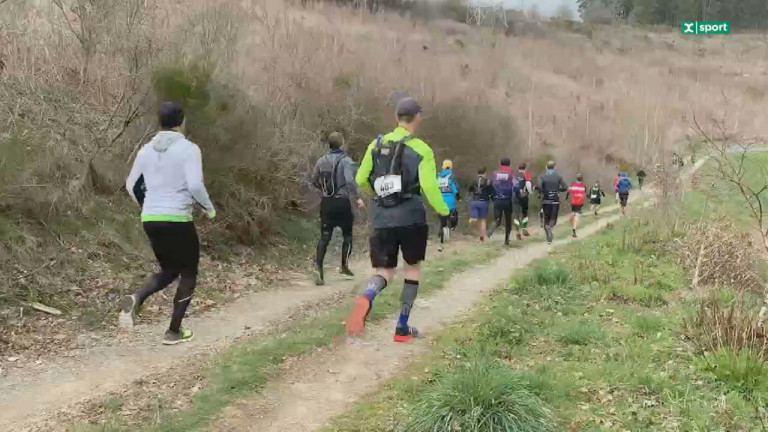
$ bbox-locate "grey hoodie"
[126,131,215,221]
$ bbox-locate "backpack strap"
[329,153,346,196]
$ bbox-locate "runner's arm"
[355,141,376,195]
[413,141,449,216]
[342,156,359,199]
[559,176,568,192]
[125,149,144,204]
[525,180,533,195]
[184,145,216,215]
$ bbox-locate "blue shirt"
[438,169,460,211]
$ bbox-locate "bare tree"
[692,112,768,326]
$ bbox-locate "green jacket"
[357,127,449,228]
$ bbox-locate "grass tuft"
[405,352,556,432]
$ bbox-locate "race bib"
[374,175,403,197]
[438,177,451,188]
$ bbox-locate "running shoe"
[516,232,523,241]
[522,229,530,237]
[438,245,444,252]
[545,227,554,244]
[163,328,194,345]
[572,231,578,238]
[340,267,355,278]
[394,325,420,343]
[346,297,371,337]
[314,269,325,286]
[118,294,137,328]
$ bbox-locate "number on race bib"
[374,175,403,197]
[438,177,450,188]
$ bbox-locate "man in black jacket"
[538,161,568,244]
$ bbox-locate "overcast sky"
[503,0,578,16]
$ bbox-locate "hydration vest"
[513,172,528,198]
[492,168,514,200]
[569,182,586,206]
[369,135,415,208]
[439,172,454,194]
[315,153,346,197]
[590,185,601,200]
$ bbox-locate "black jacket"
[538,171,568,204]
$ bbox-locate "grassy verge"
[325,214,766,431]
[72,242,500,432]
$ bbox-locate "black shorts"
[571,205,583,213]
[320,197,353,236]
[143,222,200,276]
[370,224,429,268]
[619,192,629,207]
[440,209,459,229]
[590,198,601,205]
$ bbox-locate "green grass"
[405,351,556,432]
[71,244,500,432]
[326,215,767,431]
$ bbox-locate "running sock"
[398,279,419,329]
[363,275,387,304]
[341,234,353,270]
[522,217,528,230]
[169,273,196,333]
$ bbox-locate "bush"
[684,294,768,360]
[695,348,768,396]
[405,353,556,432]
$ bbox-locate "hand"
[356,198,365,209]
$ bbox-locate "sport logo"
[681,21,731,35]
[682,22,695,33]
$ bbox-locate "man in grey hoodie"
[120,102,216,345]
[311,131,364,286]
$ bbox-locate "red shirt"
[569,182,586,205]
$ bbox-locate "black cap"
[158,102,184,130]
[396,97,422,119]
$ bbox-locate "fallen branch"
[27,302,62,316]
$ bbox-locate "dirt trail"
[211,213,625,432]
[0,238,475,431]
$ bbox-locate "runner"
[512,163,533,240]
[437,159,460,252]
[310,132,365,286]
[613,172,621,203]
[120,102,216,345]
[637,169,647,190]
[617,172,633,216]
[565,174,586,238]
[588,180,606,215]
[538,161,567,244]
[468,167,493,241]
[346,97,449,342]
[488,158,515,246]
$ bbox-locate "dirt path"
[210,213,627,432]
[0,236,477,431]
[0,166,678,431]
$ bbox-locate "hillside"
[1,0,768,355]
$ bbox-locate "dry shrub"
[675,219,764,293]
[684,295,768,360]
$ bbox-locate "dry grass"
[2,0,768,350]
[676,219,765,294]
